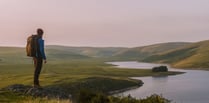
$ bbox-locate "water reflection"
[152,76,168,82]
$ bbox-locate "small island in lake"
[152,66,168,72]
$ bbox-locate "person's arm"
[38,39,47,61]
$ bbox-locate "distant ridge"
[46,45,128,57]
[1,40,209,69]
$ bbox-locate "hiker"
[26,28,47,88]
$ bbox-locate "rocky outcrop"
[152,66,168,72]
[2,84,72,99]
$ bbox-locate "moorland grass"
[0,59,181,88]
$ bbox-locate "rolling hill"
[111,42,190,61]
[143,40,209,69]
[1,40,209,69]
[0,47,28,64]
[0,46,91,64]
[0,43,188,64]
[46,45,127,58]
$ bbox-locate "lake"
[108,61,209,103]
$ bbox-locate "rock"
[2,84,72,99]
[152,66,168,72]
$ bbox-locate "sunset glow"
[0,0,209,47]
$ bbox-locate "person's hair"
[37,28,44,36]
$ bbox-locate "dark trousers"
[33,57,43,85]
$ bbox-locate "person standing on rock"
[26,28,47,88]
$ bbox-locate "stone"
[2,84,72,99]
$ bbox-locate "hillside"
[0,43,189,64]
[0,47,90,64]
[46,45,127,58]
[112,42,190,61]
[0,47,28,64]
[1,40,209,69]
[143,40,209,69]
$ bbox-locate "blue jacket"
[37,38,46,60]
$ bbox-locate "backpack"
[26,35,40,57]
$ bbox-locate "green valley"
[1,40,209,102]
[0,45,182,102]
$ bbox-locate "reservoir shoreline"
[108,61,209,103]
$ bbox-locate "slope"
[0,46,90,64]
[143,40,209,69]
[46,45,127,57]
[112,42,190,61]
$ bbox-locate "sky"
[0,0,209,47]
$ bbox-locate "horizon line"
[0,41,196,48]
